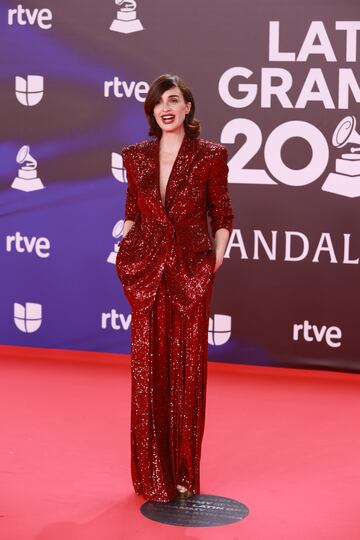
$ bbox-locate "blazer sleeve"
[122,148,139,222]
[206,146,234,238]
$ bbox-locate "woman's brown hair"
[144,74,201,139]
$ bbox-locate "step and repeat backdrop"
[1,0,360,372]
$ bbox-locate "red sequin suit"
[116,133,234,502]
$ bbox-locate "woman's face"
[153,87,191,133]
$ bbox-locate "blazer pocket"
[193,235,213,253]
[119,224,139,249]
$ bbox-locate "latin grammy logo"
[322,115,360,198]
[110,0,143,34]
[107,220,124,264]
[11,145,45,192]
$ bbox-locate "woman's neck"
[159,128,186,152]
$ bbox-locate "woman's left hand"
[213,228,230,272]
[213,251,224,273]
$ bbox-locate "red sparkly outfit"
[116,133,234,502]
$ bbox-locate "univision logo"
[111,152,127,182]
[14,302,42,333]
[208,314,232,345]
[15,75,44,106]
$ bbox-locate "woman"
[116,74,234,502]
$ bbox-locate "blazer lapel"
[151,134,197,212]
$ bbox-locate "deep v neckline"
[156,134,187,209]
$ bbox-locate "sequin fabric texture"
[116,133,234,502]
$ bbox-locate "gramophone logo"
[107,219,125,264]
[322,115,360,198]
[111,152,127,182]
[14,302,42,333]
[110,0,143,33]
[208,314,232,346]
[15,75,44,106]
[11,146,44,192]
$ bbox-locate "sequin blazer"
[116,133,234,316]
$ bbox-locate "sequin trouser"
[129,268,213,502]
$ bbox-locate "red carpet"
[1,345,359,539]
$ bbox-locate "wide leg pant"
[129,269,213,502]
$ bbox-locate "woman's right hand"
[122,219,135,239]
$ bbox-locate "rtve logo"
[104,78,149,101]
[208,314,232,346]
[6,232,51,258]
[101,309,131,330]
[293,320,342,348]
[8,5,53,29]
[14,302,42,333]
